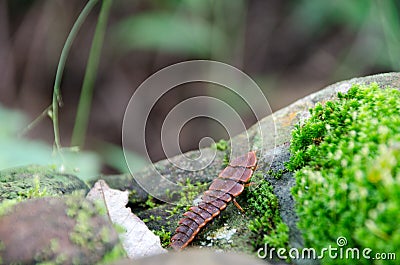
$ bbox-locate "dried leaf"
[86,180,167,259]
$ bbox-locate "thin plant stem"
[71,0,113,147]
[52,0,99,150]
[19,105,52,138]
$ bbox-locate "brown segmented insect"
[170,151,257,250]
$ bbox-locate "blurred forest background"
[0,0,399,177]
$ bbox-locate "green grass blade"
[71,0,113,148]
[52,0,99,150]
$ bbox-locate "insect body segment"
[170,151,257,250]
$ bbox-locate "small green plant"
[142,214,162,223]
[222,153,230,167]
[211,139,229,151]
[152,227,171,248]
[166,178,209,216]
[287,83,400,264]
[245,172,289,250]
[18,176,48,200]
[0,199,19,216]
[266,169,287,179]
[98,243,126,264]
[211,139,230,167]
[151,178,207,247]
[144,195,157,209]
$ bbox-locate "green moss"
[0,199,19,216]
[152,226,171,248]
[0,174,60,236]
[151,178,208,246]
[96,243,126,264]
[210,139,230,167]
[0,165,88,202]
[245,172,289,251]
[69,210,94,249]
[211,139,228,151]
[144,195,157,209]
[183,170,289,255]
[155,168,289,255]
[166,178,208,217]
[0,240,4,265]
[142,214,162,223]
[66,197,105,251]
[34,238,70,265]
[222,153,230,167]
[266,169,287,179]
[66,197,125,263]
[93,200,107,216]
[18,176,48,200]
[287,83,400,264]
[97,223,127,262]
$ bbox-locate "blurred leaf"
[292,0,372,35]
[0,105,27,137]
[376,0,400,70]
[0,104,101,181]
[96,141,148,173]
[148,0,211,15]
[112,11,227,56]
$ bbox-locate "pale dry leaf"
[86,179,167,259]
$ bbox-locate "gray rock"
[0,165,89,202]
[96,73,400,258]
[0,196,120,264]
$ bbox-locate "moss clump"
[0,199,19,217]
[211,139,228,151]
[166,178,209,216]
[266,169,287,179]
[0,165,88,202]
[245,172,289,251]
[287,83,400,264]
[0,176,51,219]
[34,239,68,265]
[152,227,171,248]
[18,176,49,200]
[65,197,119,253]
[211,139,230,167]
[67,199,99,250]
[97,243,126,264]
[146,178,208,247]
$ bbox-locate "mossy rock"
[0,196,121,264]
[89,148,226,206]
[287,83,400,264]
[0,165,89,202]
[102,73,400,263]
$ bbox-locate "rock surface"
[1,73,398,264]
[0,165,89,202]
[0,196,119,264]
[99,72,400,253]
